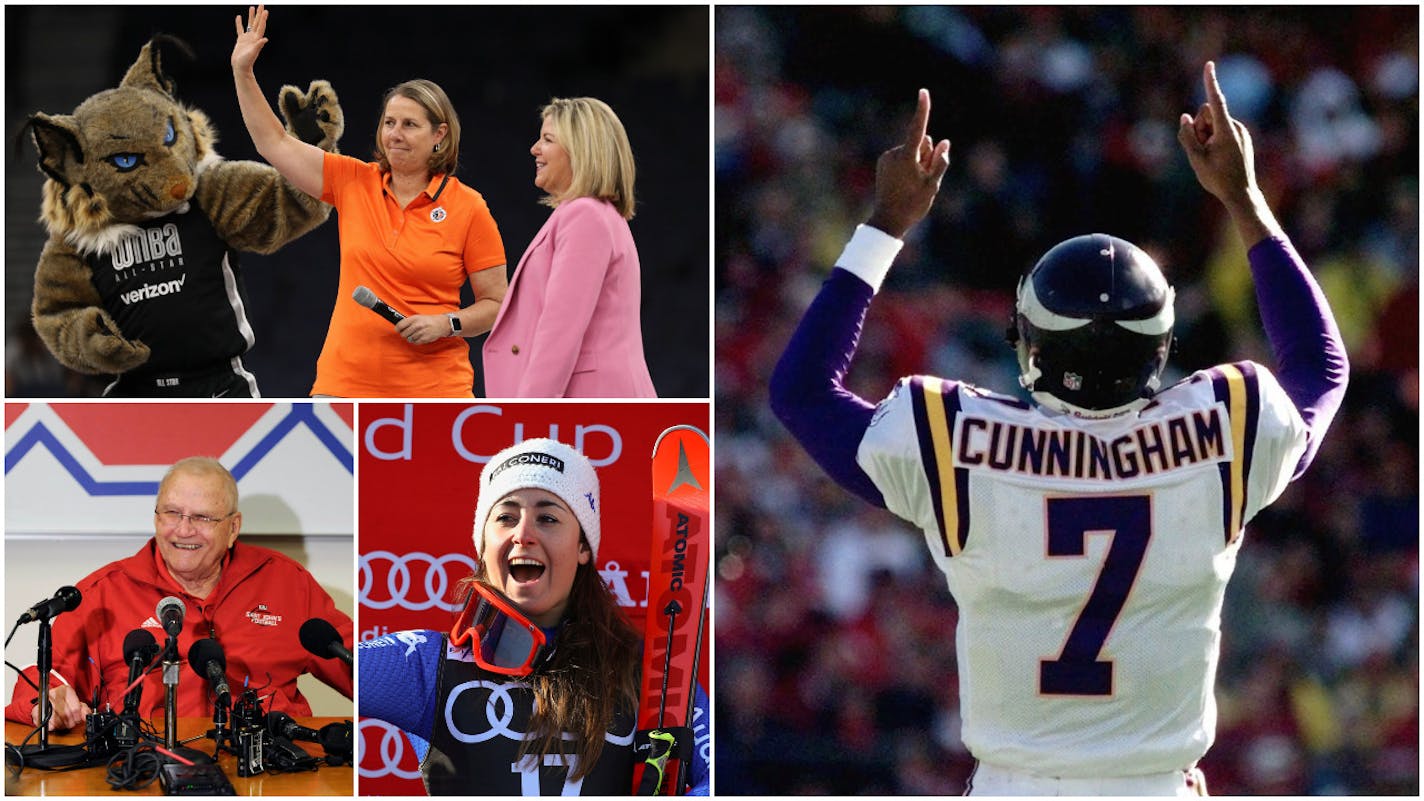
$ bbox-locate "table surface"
[5,716,353,796]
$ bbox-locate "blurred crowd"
[715,7,1416,796]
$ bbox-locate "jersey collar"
[381,171,452,204]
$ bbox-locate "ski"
[633,424,710,795]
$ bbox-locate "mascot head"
[26,36,220,254]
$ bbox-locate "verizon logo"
[120,274,187,305]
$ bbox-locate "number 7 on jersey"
[1040,495,1152,696]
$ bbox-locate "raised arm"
[769,90,950,505]
[231,5,324,199]
[1177,61,1349,476]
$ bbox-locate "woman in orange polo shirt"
[231,5,507,397]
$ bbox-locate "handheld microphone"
[298,618,354,666]
[266,710,320,742]
[18,586,82,624]
[156,596,186,638]
[121,629,160,713]
[188,639,232,707]
[352,285,406,324]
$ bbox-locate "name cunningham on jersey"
[951,405,1231,481]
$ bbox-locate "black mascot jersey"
[89,200,255,375]
[422,636,638,796]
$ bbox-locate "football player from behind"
[769,62,1348,796]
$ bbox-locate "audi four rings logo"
[442,680,636,746]
[357,684,637,781]
[358,719,423,779]
[359,551,478,611]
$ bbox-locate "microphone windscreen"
[319,720,353,756]
[188,638,226,671]
[58,586,82,612]
[299,618,342,658]
[156,595,186,621]
[123,629,158,663]
[352,286,378,308]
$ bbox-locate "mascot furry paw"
[25,35,342,396]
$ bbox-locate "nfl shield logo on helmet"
[1062,371,1083,391]
[430,206,447,223]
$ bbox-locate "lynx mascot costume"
[25,35,342,397]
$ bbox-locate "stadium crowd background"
[4,5,708,398]
[715,7,1417,795]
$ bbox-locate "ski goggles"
[450,583,552,677]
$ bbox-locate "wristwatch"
[447,312,462,336]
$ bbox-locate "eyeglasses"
[155,509,235,531]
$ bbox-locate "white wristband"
[834,224,904,294]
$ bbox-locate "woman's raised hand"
[232,5,269,74]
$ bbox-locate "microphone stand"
[162,635,180,750]
[35,618,52,750]
[207,696,231,757]
[6,616,90,770]
[7,616,88,769]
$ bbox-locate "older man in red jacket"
[5,457,352,730]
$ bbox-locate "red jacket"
[5,540,353,725]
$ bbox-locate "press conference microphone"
[17,586,82,624]
[299,618,353,666]
[352,285,405,324]
[156,596,186,638]
[188,639,232,708]
[266,710,320,743]
[122,629,159,713]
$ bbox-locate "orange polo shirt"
[313,152,506,397]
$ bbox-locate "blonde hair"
[538,97,636,220]
[157,457,239,515]
[374,79,460,176]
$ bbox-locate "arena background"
[715,7,1417,795]
[3,402,355,718]
[4,5,709,399]
[355,402,710,794]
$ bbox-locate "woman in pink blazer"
[482,97,656,398]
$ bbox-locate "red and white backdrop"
[4,402,354,535]
[356,402,710,794]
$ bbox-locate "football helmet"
[1010,234,1175,418]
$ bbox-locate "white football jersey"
[858,361,1307,776]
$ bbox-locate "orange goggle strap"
[450,585,551,677]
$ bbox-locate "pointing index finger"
[1204,61,1230,123]
[905,88,931,150]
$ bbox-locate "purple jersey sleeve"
[769,268,886,507]
[1248,236,1350,477]
[356,630,442,744]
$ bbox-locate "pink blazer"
[482,197,656,397]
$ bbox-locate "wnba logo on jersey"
[111,223,184,271]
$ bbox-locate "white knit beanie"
[472,438,601,558]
